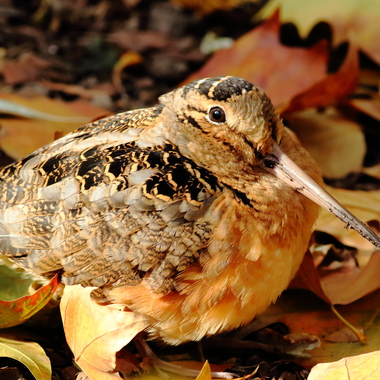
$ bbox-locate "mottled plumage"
[1,76,378,345]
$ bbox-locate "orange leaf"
[112,51,143,92]
[0,93,108,159]
[195,361,212,380]
[282,42,359,113]
[171,0,248,14]
[257,0,380,65]
[0,274,59,328]
[183,11,329,107]
[321,251,380,305]
[289,251,331,304]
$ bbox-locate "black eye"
[208,107,226,123]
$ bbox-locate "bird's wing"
[0,106,221,296]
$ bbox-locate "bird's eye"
[208,107,226,123]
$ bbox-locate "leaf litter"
[1,0,380,379]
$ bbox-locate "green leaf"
[0,332,52,380]
[0,264,35,301]
[0,274,59,328]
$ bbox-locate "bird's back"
[0,105,222,298]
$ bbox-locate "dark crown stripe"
[190,76,254,101]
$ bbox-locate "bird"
[1,76,379,354]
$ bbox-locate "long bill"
[260,142,380,250]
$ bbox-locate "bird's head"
[159,76,380,250]
[159,76,283,169]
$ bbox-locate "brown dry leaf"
[316,186,380,251]
[0,93,108,159]
[60,285,151,380]
[292,184,380,306]
[183,11,329,107]
[108,30,171,52]
[259,287,380,367]
[348,94,380,122]
[289,251,331,304]
[363,164,380,180]
[319,251,380,305]
[325,327,363,343]
[287,107,365,179]
[281,42,359,113]
[41,80,118,109]
[257,0,380,65]
[291,247,380,311]
[347,69,380,120]
[171,0,257,14]
[308,350,380,380]
[1,52,52,85]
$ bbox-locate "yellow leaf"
[0,93,108,159]
[316,187,380,251]
[195,361,212,380]
[257,0,380,65]
[288,107,365,179]
[60,285,151,380]
[0,333,51,380]
[308,351,380,380]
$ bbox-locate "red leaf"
[183,11,329,107]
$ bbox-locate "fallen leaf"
[290,247,380,338]
[261,288,380,368]
[256,0,380,65]
[316,186,380,251]
[348,94,380,122]
[289,251,331,305]
[281,42,359,113]
[41,80,117,109]
[1,52,51,85]
[195,361,212,380]
[0,98,89,122]
[112,51,143,92]
[171,0,253,14]
[325,327,362,343]
[0,274,59,329]
[60,285,151,380]
[108,30,171,52]
[0,263,35,301]
[320,250,380,305]
[363,164,380,180]
[0,93,108,159]
[308,350,380,380]
[183,11,329,107]
[0,332,52,380]
[287,107,365,179]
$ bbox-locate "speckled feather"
[0,76,321,344]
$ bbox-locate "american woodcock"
[1,76,380,347]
